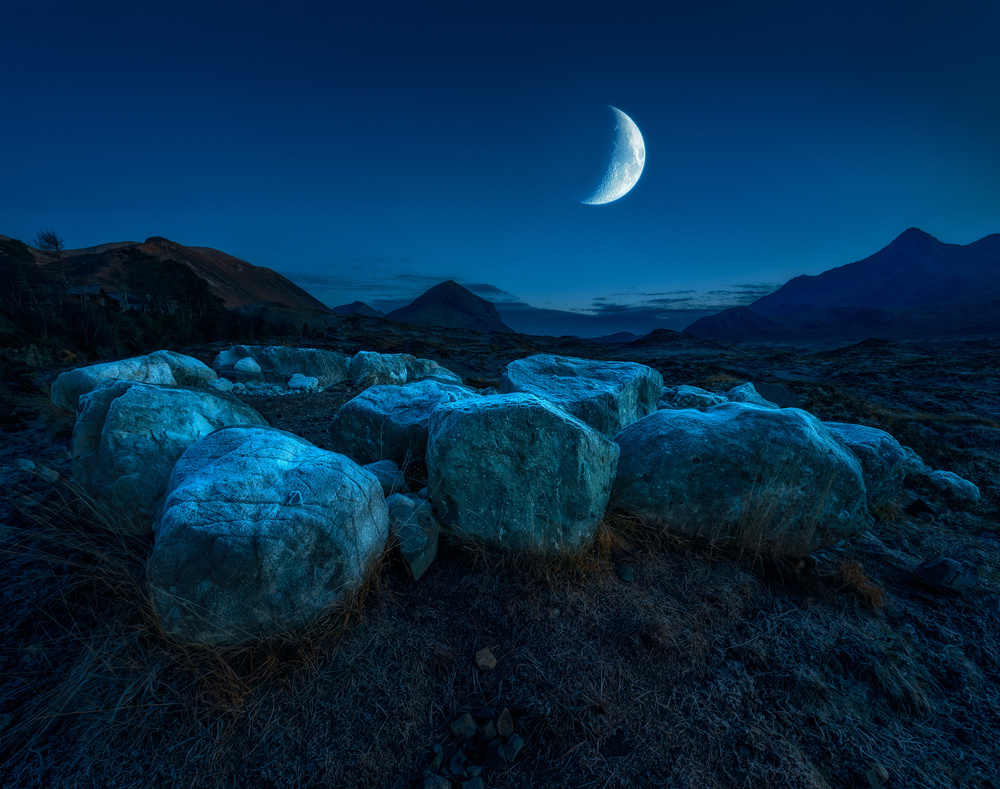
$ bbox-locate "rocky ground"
[0,323,998,788]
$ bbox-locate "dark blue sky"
[4,1,1000,336]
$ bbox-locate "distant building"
[106,291,147,312]
[66,284,108,307]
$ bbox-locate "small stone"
[405,607,422,623]
[448,752,467,779]
[36,466,60,484]
[477,720,497,742]
[475,646,497,671]
[14,459,36,472]
[450,713,477,739]
[502,732,524,763]
[466,766,483,778]
[428,744,444,772]
[869,763,889,783]
[615,564,635,583]
[484,739,507,770]
[461,779,485,789]
[423,773,451,789]
[497,708,514,739]
[915,557,979,596]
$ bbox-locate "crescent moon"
[582,106,646,205]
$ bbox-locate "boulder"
[72,381,268,530]
[924,470,981,506]
[658,385,728,411]
[207,378,235,393]
[385,493,440,580]
[348,351,410,386]
[147,427,389,646]
[147,350,217,387]
[426,393,619,553]
[234,357,262,374]
[287,373,319,392]
[52,353,176,412]
[212,345,349,386]
[727,382,780,409]
[330,379,478,469]
[364,460,407,496]
[499,354,663,438]
[915,557,979,596]
[404,357,464,385]
[612,403,870,556]
[824,422,908,508]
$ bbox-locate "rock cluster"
[53,349,981,646]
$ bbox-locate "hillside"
[387,280,514,333]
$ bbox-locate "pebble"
[448,752,467,779]
[497,708,514,739]
[14,459,36,472]
[423,773,450,789]
[477,720,497,742]
[615,564,635,583]
[502,733,524,763]
[450,713,477,739]
[428,744,444,772]
[461,779,485,789]
[474,646,497,671]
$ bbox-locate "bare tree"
[34,230,65,259]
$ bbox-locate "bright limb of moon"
[582,106,645,205]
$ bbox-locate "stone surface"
[924,470,982,505]
[287,373,319,391]
[612,403,870,556]
[365,460,407,496]
[500,354,663,438]
[450,713,477,739]
[404,357,463,385]
[349,351,410,386]
[497,708,513,739]
[147,350,217,387]
[726,382,780,409]
[52,353,176,411]
[213,345,349,386]
[385,493,440,580]
[824,421,908,508]
[234,356,262,374]
[72,381,267,530]
[330,379,478,469]
[915,557,979,595]
[658,385,728,411]
[427,393,619,553]
[474,646,497,671]
[147,427,389,646]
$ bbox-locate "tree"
[34,230,65,259]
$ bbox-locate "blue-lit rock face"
[426,393,620,554]
[51,350,216,412]
[499,354,663,439]
[824,421,909,509]
[72,380,267,530]
[330,379,478,469]
[612,402,871,556]
[148,426,389,647]
[212,345,349,386]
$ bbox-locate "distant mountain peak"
[387,280,514,333]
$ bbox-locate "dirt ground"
[1,326,998,788]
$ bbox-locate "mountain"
[46,236,331,313]
[387,280,514,334]
[685,228,1000,343]
[590,331,640,344]
[333,301,385,318]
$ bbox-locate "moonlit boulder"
[212,345,349,386]
[349,351,410,386]
[925,470,981,506]
[404,357,464,385]
[52,353,183,412]
[426,393,620,553]
[499,354,663,438]
[287,373,319,391]
[330,379,478,469]
[824,421,908,509]
[727,382,780,409]
[72,381,268,530]
[612,402,869,556]
[147,350,217,388]
[658,385,728,411]
[234,357,262,374]
[147,427,390,646]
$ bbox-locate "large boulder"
[426,393,620,553]
[348,351,410,386]
[499,354,663,438]
[824,422,908,509]
[52,352,192,412]
[72,381,268,530]
[212,345,349,386]
[147,351,217,387]
[612,403,870,556]
[658,385,728,411]
[330,379,478,469]
[404,356,463,385]
[924,470,981,506]
[726,382,780,409]
[147,427,390,646]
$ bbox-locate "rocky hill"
[387,280,514,333]
[685,228,1000,343]
[47,236,331,313]
[332,301,385,318]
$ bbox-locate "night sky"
[4,1,1000,336]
